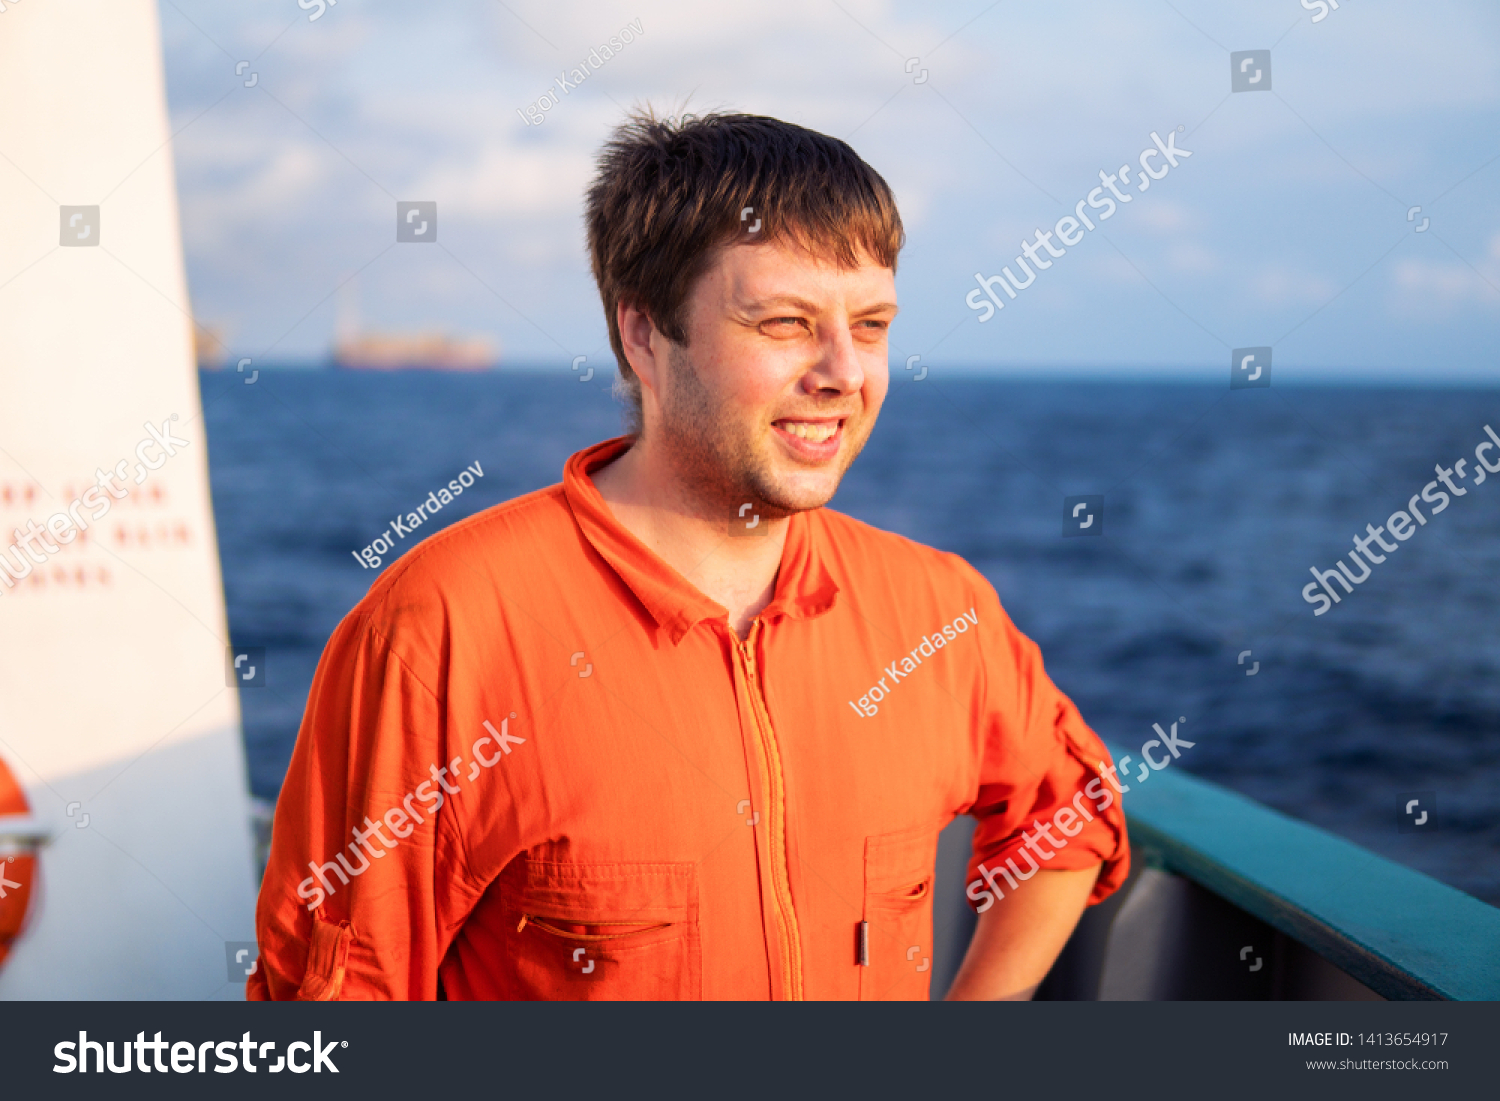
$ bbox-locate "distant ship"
[332,331,499,371]
[194,324,228,369]
[332,278,499,370]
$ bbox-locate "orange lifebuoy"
[0,756,43,971]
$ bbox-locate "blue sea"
[201,369,1500,907]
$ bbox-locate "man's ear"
[616,297,665,400]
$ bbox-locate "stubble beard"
[656,343,869,522]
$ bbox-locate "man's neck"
[590,439,787,640]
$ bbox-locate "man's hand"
[944,865,1100,1000]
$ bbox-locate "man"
[252,111,1128,1001]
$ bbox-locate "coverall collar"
[563,437,840,644]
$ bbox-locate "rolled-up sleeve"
[249,607,481,1000]
[964,582,1129,909]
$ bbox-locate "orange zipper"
[735,620,805,1000]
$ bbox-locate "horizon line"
[198,361,1500,387]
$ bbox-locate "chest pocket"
[498,859,701,1000]
[858,827,938,1001]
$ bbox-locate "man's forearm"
[944,865,1100,1001]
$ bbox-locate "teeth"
[782,421,838,443]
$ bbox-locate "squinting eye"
[762,317,808,333]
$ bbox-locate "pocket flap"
[513,861,696,923]
[864,827,938,897]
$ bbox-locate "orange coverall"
[251,437,1128,1000]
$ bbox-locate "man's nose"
[805,324,865,395]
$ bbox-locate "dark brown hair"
[585,110,905,428]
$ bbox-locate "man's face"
[650,237,897,517]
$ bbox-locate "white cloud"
[1388,256,1500,318]
[407,144,593,219]
[159,0,1500,373]
[1168,242,1220,273]
[1136,200,1199,233]
[1250,266,1341,307]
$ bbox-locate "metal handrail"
[1106,745,1500,1001]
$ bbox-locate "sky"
[160,0,1500,380]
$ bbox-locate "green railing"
[1106,747,1500,1001]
